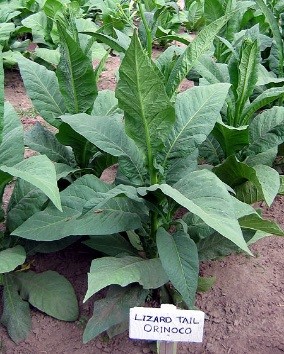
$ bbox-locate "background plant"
[0,51,79,343]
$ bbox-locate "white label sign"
[129,305,205,342]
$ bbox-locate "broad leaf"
[17,55,65,128]
[231,196,284,235]
[56,123,97,168]
[82,184,145,214]
[165,14,231,97]
[197,229,254,261]
[241,87,284,125]
[61,113,146,185]
[116,32,175,158]
[165,150,198,185]
[0,51,4,144]
[0,246,26,274]
[255,0,283,76]
[21,12,50,45]
[0,155,62,211]
[12,175,141,241]
[25,123,76,165]
[83,234,138,256]
[246,107,284,157]
[232,37,259,126]
[204,0,224,23]
[84,256,168,302]
[156,228,199,307]
[161,83,230,172]
[0,23,15,44]
[199,134,224,165]
[81,32,128,53]
[253,165,279,206]
[138,170,251,254]
[7,179,48,232]
[91,90,120,116]
[83,285,147,343]
[1,274,31,343]
[0,102,24,167]
[213,156,279,206]
[246,147,278,167]
[34,48,60,66]
[239,214,284,235]
[193,55,230,84]
[15,271,79,321]
[57,23,97,114]
[212,121,249,157]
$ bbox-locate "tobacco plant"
[12,20,284,342]
[0,52,79,342]
[189,26,284,206]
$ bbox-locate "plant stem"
[137,0,152,58]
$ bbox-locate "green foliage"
[15,271,79,321]
[12,27,284,344]
[0,3,282,345]
[0,49,79,342]
[193,28,284,205]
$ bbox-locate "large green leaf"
[84,256,168,302]
[0,102,24,167]
[81,31,128,53]
[15,271,78,321]
[156,228,199,307]
[245,147,278,167]
[1,274,31,343]
[241,87,284,125]
[17,55,65,128]
[0,51,4,144]
[21,11,51,45]
[165,14,231,97]
[7,179,48,232]
[239,214,284,235]
[193,55,230,84]
[56,122,97,168]
[212,121,249,157]
[83,285,147,343]
[91,90,120,116]
[246,107,284,157]
[0,246,26,274]
[204,0,224,23]
[232,38,259,127]
[255,0,283,76]
[161,83,230,172]
[199,134,224,165]
[164,150,198,185]
[82,184,144,214]
[138,170,251,254]
[0,23,15,44]
[232,197,284,236]
[197,229,254,261]
[12,175,142,241]
[0,155,61,211]
[61,113,146,185]
[25,123,76,165]
[57,23,97,114]
[116,32,175,159]
[213,155,279,206]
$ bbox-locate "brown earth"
[0,54,284,354]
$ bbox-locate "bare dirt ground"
[1,54,284,354]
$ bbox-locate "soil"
[1,51,284,354]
